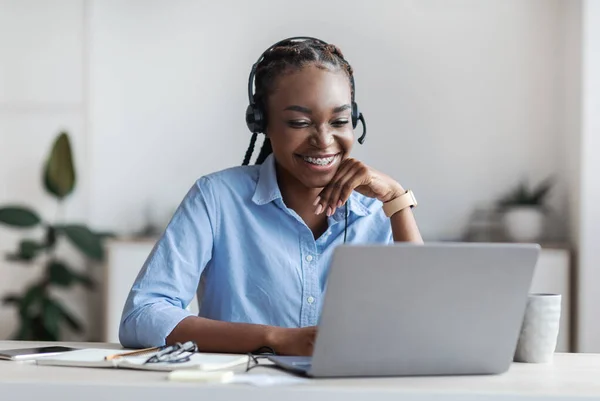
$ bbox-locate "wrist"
[383,184,405,203]
[382,189,418,218]
[264,325,282,352]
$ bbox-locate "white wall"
[0,0,573,340]
[577,0,600,352]
[87,0,566,241]
[0,0,95,340]
[561,1,582,250]
[560,0,583,351]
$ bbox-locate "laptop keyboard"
[284,356,312,366]
[270,356,313,369]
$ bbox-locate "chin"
[297,165,340,187]
[300,175,335,189]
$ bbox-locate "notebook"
[35,348,248,372]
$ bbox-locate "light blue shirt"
[119,154,393,348]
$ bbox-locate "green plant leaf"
[5,253,35,263]
[31,314,58,341]
[96,231,117,239]
[0,206,41,228]
[531,177,554,205]
[12,322,32,341]
[47,260,95,289]
[74,272,95,289]
[20,240,41,259]
[514,182,530,204]
[43,131,76,199]
[48,261,75,287]
[2,294,21,306]
[61,225,104,261]
[19,284,46,318]
[41,298,61,340]
[50,298,83,333]
[42,302,60,336]
[498,178,555,208]
[6,239,45,262]
[45,225,57,248]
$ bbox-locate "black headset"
[245,36,367,144]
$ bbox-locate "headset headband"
[247,36,356,106]
[245,36,365,145]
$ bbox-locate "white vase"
[503,206,545,242]
[514,294,561,363]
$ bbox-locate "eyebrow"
[283,104,351,114]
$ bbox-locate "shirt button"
[307,296,315,304]
[305,255,313,262]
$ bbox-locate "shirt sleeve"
[119,176,217,348]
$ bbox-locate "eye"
[288,120,310,129]
[332,119,349,127]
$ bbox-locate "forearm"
[166,315,277,354]
[390,207,423,243]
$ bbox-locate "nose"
[309,124,335,148]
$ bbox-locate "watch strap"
[382,190,417,218]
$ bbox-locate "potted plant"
[0,132,109,340]
[497,178,553,242]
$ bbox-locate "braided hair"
[242,39,354,166]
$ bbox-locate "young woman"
[119,37,422,356]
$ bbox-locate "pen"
[104,346,163,361]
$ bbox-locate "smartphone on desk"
[0,346,77,361]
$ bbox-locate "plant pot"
[503,206,545,242]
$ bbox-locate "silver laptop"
[268,242,540,377]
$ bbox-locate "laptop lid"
[308,242,540,377]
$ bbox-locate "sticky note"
[167,370,234,383]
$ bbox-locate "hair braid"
[254,138,273,165]
[242,132,258,166]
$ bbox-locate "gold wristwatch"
[382,190,418,218]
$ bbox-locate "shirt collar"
[251,154,371,217]
[252,154,283,205]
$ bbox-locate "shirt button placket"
[301,238,318,326]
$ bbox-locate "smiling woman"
[119,37,422,357]
[268,66,353,190]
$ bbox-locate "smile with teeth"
[302,155,337,166]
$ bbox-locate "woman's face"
[265,64,354,190]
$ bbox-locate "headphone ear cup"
[351,102,360,129]
[246,104,265,133]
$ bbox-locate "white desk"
[1,341,599,401]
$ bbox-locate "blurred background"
[1,0,598,352]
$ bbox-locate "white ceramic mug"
[514,293,561,363]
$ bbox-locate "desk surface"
[1,341,599,401]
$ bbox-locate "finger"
[337,165,369,207]
[316,159,357,215]
[333,166,369,211]
[325,162,363,214]
[323,163,366,216]
[316,158,355,208]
